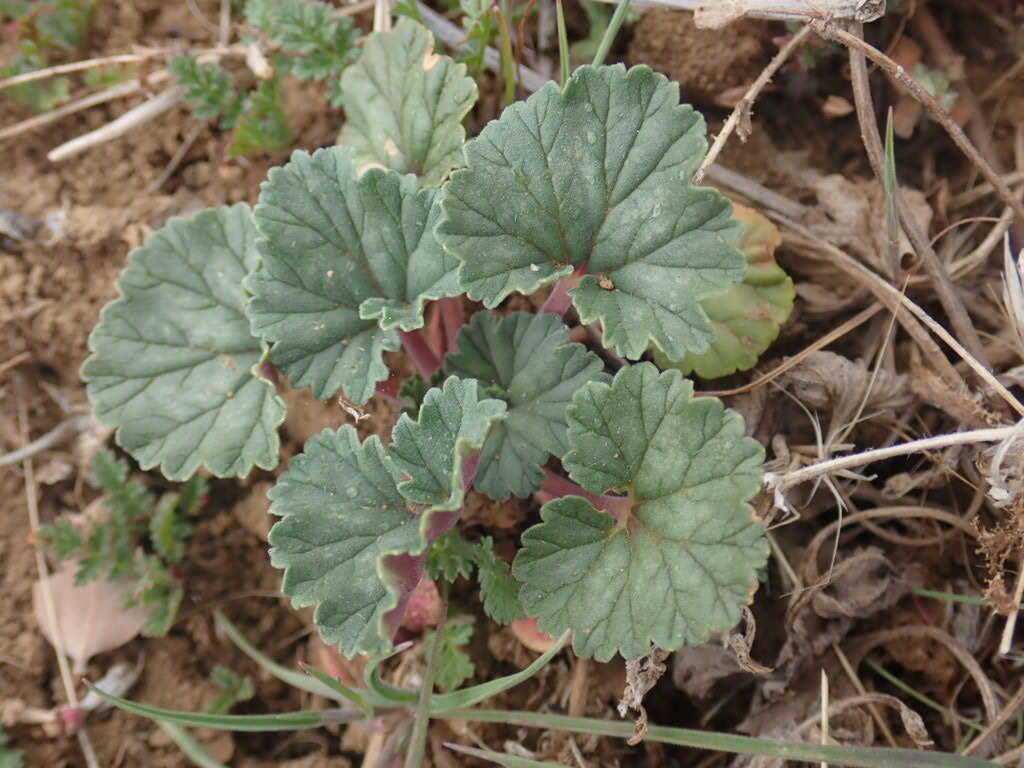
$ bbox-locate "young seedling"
[82,28,792,768]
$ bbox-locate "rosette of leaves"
[513,363,768,660]
[444,311,608,499]
[268,378,505,655]
[437,64,747,362]
[338,18,477,184]
[654,202,794,378]
[82,204,286,481]
[245,146,461,404]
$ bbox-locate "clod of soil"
[627,10,777,105]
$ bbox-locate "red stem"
[537,470,632,523]
[540,272,582,316]
[375,373,403,402]
[437,296,465,354]
[399,328,443,378]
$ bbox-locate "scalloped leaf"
[82,204,285,481]
[246,146,460,403]
[338,18,478,184]
[437,64,745,361]
[654,202,794,378]
[445,312,609,499]
[513,363,767,660]
[267,377,504,656]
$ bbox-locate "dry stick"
[783,217,1024,418]
[13,376,99,768]
[963,682,1024,756]
[771,424,1017,491]
[844,22,989,370]
[830,643,899,749]
[0,45,242,91]
[811,20,1024,229]
[997,564,1024,657]
[703,163,809,220]
[48,86,183,162]
[0,77,149,142]
[694,24,812,184]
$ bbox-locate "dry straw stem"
[770,424,1020,491]
[13,375,100,768]
[47,86,182,162]
[843,22,989,369]
[0,45,242,91]
[694,24,813,184]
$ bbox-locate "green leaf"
[230,78,292,156]
[170,54,237,122]
[268,378,504,656]
[247,147,461,403]
[513,363,767,660]
[93,448,129,490]
[0,724,23,768]
[654,203,794,378]
[339,18,477,185]
[445,312,608,499]
[2,40,69,112]
[428,622,475,692]
[207,666,255,715]
[426,529,478,583]
[456,0,496,77]
[438,64,745,361]
[245,0,357,81]
[150,497,190,563]
[82,204,286,481]
[35,0,93,50]
[476,537,524,624]
[40,518,83,559]
[400,369,446,417]
[136,557,183,635]
[268,426,417,656]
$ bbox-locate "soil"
[4,1,1024,767]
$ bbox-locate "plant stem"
[404,586,448,768]
[771,424,1019,491]
[555,0,570,84]
[399,328,443,378]
[694,24,811,184]
[436,297,465,355]
[539,273,578,315]
[591,0,633,67]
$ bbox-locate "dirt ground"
[3,0,1024,766]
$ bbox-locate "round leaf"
[654,202,794,378]
[82,204,285,481]
[445,312,609,499]
[339,18,478,184]
[437,64,745,360]
[268,427,418,657]
[268,377,505,656]
[513,363,767,660]
[247,147,460,403]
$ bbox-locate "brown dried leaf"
[618,646,670,744]
[33,561,148,675]
[782,350,912,422]
[672,643,741,698]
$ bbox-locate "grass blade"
[431,630,569,713]
[364,642,419,706]
[87,684,343,731]
[591,0,633,67]
[299,662,372,715]
[438,709,999,768]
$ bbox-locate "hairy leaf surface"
[83,204,285,480]
[438,64,745,360]
[445,312,608,499]
[268,378,504,656]
[655,203,794,378]
[339,19,477,184]
[247,147,460,403]
[513,363,767,660]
